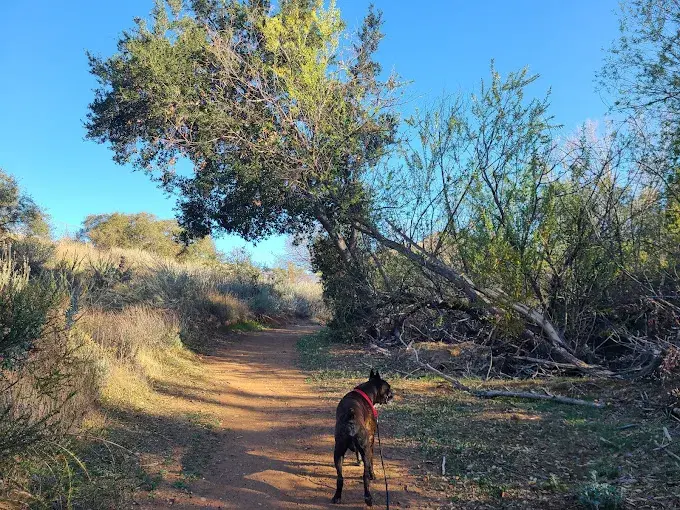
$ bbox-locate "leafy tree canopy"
[602,1,680,153]
[86,0,397,251]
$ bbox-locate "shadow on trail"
[101,325,434,510]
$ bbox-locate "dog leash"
[376,418,390,510]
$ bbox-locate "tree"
[86,0,600,370]
[88,0,671,374]
[601,0,680,262]
[601,1,680,151]
[0,169,50,240]
[86,0,397,265]
[79,212,219,261]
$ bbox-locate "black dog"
[332,370,393,506]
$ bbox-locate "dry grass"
[75,305,199,411]
[53,240,162,272]
[1,239,325,508]
[79,306,181,359]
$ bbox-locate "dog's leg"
[355,449,362,466]
[357,442,373,506]
[331,443,345,504]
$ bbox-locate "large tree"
[86,0,396,265]
[601,0,680,282]
[601,0,680,148]
[89,0,646,373]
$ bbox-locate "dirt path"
[139,325,443,509]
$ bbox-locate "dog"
[331,369,393,506]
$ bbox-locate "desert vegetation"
[3,0,680,507]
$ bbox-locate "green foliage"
[0,168,50,239]
[311,235,379,341]
[86,0,396,250]
[0,262,95,488]
[0,251,67,367]
[601,1,680,156]
[296,330,333,371]
[602,1,680,267]
[79,212,219,262]
[577,477,624,510]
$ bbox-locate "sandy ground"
[140,325,445,510]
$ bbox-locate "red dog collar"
[352,388,378,419]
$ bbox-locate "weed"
[172,479,191,492]
[225,320,264,332]
[577,476,624,510]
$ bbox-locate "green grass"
[296,330,334,371]
[224,319,265,332]
[10,430,143,509]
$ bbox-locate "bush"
[275,280,325,319]
[5,237,55,274]
[0,250,97,488]
[0,329,98,464]
[248,286,282,316]
[201,292,250,324]
[0,252,67,368]
[577,479,624,510]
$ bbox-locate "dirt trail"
[140,325,442,509]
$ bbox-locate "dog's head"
[369,369,393,405]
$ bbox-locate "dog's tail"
[346,408,358,437]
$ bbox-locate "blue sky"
[0,1,619,265]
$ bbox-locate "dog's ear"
[375,370,381,380]
[369,369,375,379]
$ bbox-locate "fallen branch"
[473,389,604,407]
[357,221,612,376]
[512,356,585,370]
[401,335,605,408]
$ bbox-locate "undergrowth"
[297,328,680,509]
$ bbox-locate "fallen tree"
[398,333,605,408]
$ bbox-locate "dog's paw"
[331,496,342,504]
[364,494,373,507]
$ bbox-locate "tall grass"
[0,238,325,507]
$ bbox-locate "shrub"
[248,286,282,316]
[0,329,98,464]
[0,252,67,368]
[577,478,624,510]
[275,279,325,319]
[201,292,250,324]
[5,237,55,274]
[0,250,97,487]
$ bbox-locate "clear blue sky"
[0,1,619,265]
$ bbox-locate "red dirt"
[140,325,445,510]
